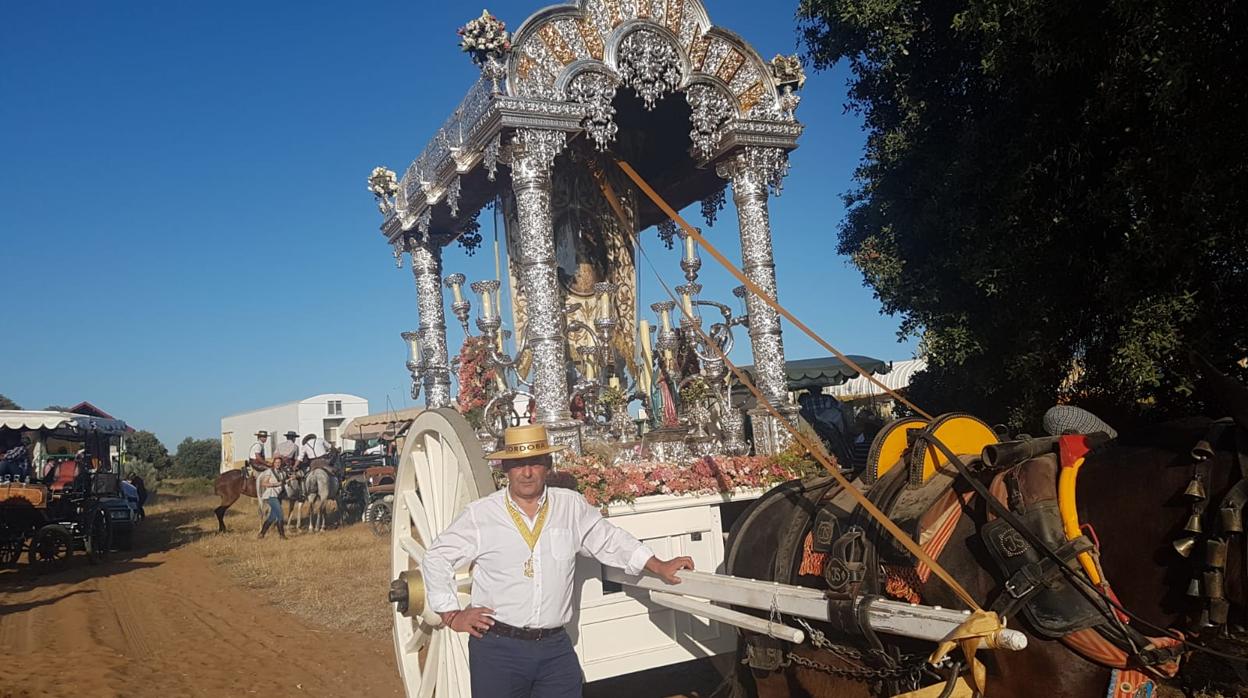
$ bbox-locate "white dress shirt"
[275,439,300,461]
[422,486,654,629]
[249,441,266,462]
[301,437,331,461]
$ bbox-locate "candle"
[450,282,464,304]
[639,321,654,398]
[684,232,697,261]
[598,291,611,320]
[609,376,620,390]
[585,357,596,381]
[681,293,694,319]
[659,307,672,332]
[495,331,508,391]
[481,289,494,320]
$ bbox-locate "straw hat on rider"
[255,430,269,438]
[486,424,567,461]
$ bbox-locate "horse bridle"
[916,425,1248,673]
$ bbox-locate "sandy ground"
[0,494,726,698]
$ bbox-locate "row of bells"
[1176,475,1238,627]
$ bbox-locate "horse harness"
[746,416,1248,694]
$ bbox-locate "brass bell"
[1173,536,1198,558]
[1185,512,1204,534]
[1183,476,1207,500]
[1210,598,1230,625]
[1203,570,1225,600]
[1220,507,1244,534]
[1186,577,1202,597]
[1206,539,1228,568]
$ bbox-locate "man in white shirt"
[300,433,333,469]
[274,431,301,466]
[422,424,693,697]
[246,431,269,477]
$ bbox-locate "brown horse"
[721,407,1248,696]
[212,458,292,533]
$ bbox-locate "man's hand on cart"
[646,556,694,584]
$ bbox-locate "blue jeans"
[265,496,283,523]
[469,631,582,697]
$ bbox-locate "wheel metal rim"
[390,408,494,698]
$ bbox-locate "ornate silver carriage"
[367,2,1026,695]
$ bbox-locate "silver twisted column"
[717,147,798,454]
[509,128,581,452]
[410,240,452,408]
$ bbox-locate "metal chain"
[783,618,931,684]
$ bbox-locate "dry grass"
[145,493,392,635]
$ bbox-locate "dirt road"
[0,497,725,698]
[0,540,402,698]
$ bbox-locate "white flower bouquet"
[458,10,511,66]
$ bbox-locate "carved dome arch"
[505,0,779,118]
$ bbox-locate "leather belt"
[488,620,565,641]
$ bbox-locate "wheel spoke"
[432,630,452,698]
[404,491,434,547]
[399,535,425,564]
[446,630,472,698]
[417,629,443,698]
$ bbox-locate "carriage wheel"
[389,408,496,698]
[368,499,392,538]
[29,524,73,573]
[0,537,21,566]
[86,509,112,564]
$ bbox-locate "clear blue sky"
[0,1,915,447]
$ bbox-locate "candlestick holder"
[401,330,425,400]
[445,273,472,334]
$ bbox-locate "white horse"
[282,471,307,531]
[304,467,339,532]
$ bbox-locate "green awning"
[733,356,890,392]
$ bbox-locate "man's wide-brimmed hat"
[255,430,269,437]
[486,424,567,461]
[283,431,299,438]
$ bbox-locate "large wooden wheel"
[389,408,496,698]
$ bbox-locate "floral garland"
[558,451,820,506]
[455,335,499,428]
[458,10,511,66]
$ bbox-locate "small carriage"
[0,410,135,571]
[0,476,115,572]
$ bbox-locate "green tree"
[0,394,20,410]
[798,0,1248,427]
[173,437,221,478]
[44,405,71,412]
[127,430,174,471]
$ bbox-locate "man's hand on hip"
[645,555,694,584]
[442,606,496,638]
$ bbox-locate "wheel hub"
[389,569,425,618]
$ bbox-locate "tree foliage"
[799,0,1248,427]
[0,394,19,410]
[127,430,173,471]
[173,437,221,478]
[43,405,71,412]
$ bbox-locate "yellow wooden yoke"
[1057,435,1105,586]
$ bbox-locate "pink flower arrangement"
[455,336,500,425]
[558,453,813,506]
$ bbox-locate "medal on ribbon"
[505,495,550,578]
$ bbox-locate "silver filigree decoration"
[769,54,806,90]
[685,84,733,160]
[415,207,432,238]
[484,133,502,181]
[445,175,462,217]
[716,146,790,197]
[368,166,399,216]
[392,236,407,269]
[566,71,619,151]
[509,128,568,183]
[616,29,683,111]
[457,217,483,256]
[701,184,726,227]
[656,219,678,250]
